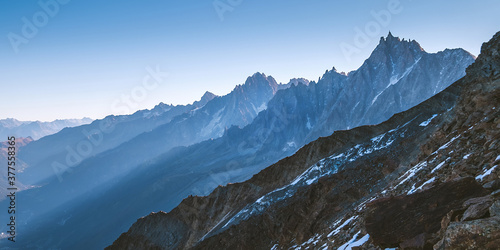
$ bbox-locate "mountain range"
[108,31,500,249]
[0,117,93,140]
[1,33,477,249]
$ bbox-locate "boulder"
[461,196,493,221]
[365,178,488,248]
[489,200,500,217]
[435,217,500,249]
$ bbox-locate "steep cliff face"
[306,33,474,142]
[253,33,475,152]
[108,31,499,250]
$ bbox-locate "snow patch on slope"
[432,135,460,155]
[199,107,225,138]
[328,216,358,237]
[372,57,422,105]
[476,165,498,181]
[407,177,436,195]
[306,116,312,130]
[338,231,370,250]
[395,161,427,188]
[419,114,438,127]
[221,124,407,231]
[431,160,447,173]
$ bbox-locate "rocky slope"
[108,31,499,249]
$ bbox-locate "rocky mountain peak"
[152,102,172,109]
[245,72,267,83]
[287,78,310,87]
[199,91,217,105]
[246,72,274,84]
[375,32,425,58]
[238,72,279,94]
[383,31,399,43]
[466,31,500,79]
[0,118,26,128]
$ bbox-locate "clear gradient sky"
[1,0,499,121]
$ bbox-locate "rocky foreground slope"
[108,31,500,250]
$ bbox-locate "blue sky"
[1,0,499,121]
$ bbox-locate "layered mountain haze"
[0,117,93,140]
[18,73,280,186]
[108,31,500,250]
[3,73,287,248]
[0,137,34,197]
[2,33,478,249]
[17,93,216,186]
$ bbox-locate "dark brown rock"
[440,209,465,235]
[106,211,189,250]
[399,233,427,249]
[364,178,488,248]
[483,179,500,190]
[461,196,493,221]
[489,200,500,217]
[437,217,500,249]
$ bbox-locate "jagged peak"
[251,72,267,78]
[318,66,347,82]
[194,91,218,107]
[379,31,400,44]
[377,32,424,53]
[222,72,280,96]
[465,31,500,79]
[386,31,398,41]
[241,72,278,89]
[440,48,477,60]
[152,102,173,110]
[245,72,266,83]
[354,32,427,73]
[287,78,310,87]
[200,91,217,102]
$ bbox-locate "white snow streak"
[408,177,436,195]
[419,114,438,127]
[432,135,460,155]
[338,232,370,250]
[431,160,446,174]
[372,57,422,105]
[327,216,358,237]
[476,165,498,181]
[395,161,427,188]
